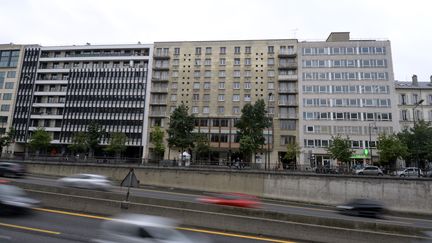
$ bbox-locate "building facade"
[150,40,299,166]
[13,44,153,157]
[0,44,27,154]
[298,32,399,167]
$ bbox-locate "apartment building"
[395,75,432,130]
[13,44,153,157]
[150,40,298,166]
[298,32,399,167]
[0,44,27,154]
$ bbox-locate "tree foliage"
[68,132,89,154]
[235,99,271,161]
[167,104,195,153]
[29,128,51,154]
[193,133,210,160]
[86,121,105,157]
[284,142,301,162]
[0,127,15,154]
[397,120,432,167]
[150,126,165,160]
[377,133,408,167]
[326,135,353,163]
[105,132,127,158]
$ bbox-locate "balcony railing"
[278,63,298,69]
[278,88,297,93]
[278,51,297,57]
[278,74,298,81]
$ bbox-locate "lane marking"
[34,207,296,242]
[34,208,113,221]
[0,222,60,235]
[177,227,296,243]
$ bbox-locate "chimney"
[412,75,418,86]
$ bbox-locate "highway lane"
[0,208,296,243]
[14,175,432,229]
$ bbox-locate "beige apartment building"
[150,40,298,167]
[298,32,399,168]
[0,44,26,154]
[395,75,432,130]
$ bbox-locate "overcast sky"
[1,0,430,81]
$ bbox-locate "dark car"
[0,184,39,215]
[0,162,26,178]
[336,199,385,218]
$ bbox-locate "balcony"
[151,76,169,81]
[32,102,65,108]
[153,52,170,59]
[278,63,298,70]
[149,111,167,117]
[34,91,67,96]
[151,88,169,93]
[278,101,298,106]
[279,114,298,119]
[278,88,297,94]
[278,74,298,81]
[152,64,170,71]
[278,51,297,58]
[28,126,62,132]
[150,100,167,105]
[30,113,63,119]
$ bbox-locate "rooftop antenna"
[289,28,299,39]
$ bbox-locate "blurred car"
[0,162,26,178]
[197,193,261,208]
[355,166,383,176]
[337,198,385,218]
[0,184,39,215]
[396,167,424,177]
[93,214,211,243]
[58,174,112,191]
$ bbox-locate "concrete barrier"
[19,161,432,214]
[12,181,431,243]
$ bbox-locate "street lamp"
[266,93,273,171]
[413,99,424,177]
[368,122,377,164]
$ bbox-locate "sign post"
[120,168,139,208]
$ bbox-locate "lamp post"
[267,93,273,171]
[368,122,377,164]
[413,99,424,177]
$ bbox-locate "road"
[0,208,295,243]
[15,175,432,230]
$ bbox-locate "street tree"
[86,121,105,157]
[284,142,301,166]
[397,120,432,168]
[68,132,89,156]
[235,99,270,162]
[150,126,165,161]
[193,133,210,162]
[105,132,127,159]
[167,104,195,159]
[0,127,15,156]
[29,128,51,155]
[326,135,353,165]
[377,133,408,169]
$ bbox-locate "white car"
[396,167,423,177]
[355,166,383,176]
[93,214,211,243]
[58,174,112,191]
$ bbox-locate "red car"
[198,193,261,208]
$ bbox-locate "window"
[192,106,199,113]
[203,94,210,101]
[171,82,178,89]
[170,94,177,101]
[7,71,16,78]
[233,82,240,89]
[4,82,14,89]
[219,71,226,78]
[244,94,251,101]
[233,106,240,114]
[244,82,251,89]
[195,47,201,55]
[220,47,226,54]
[401,110,408,121]
[195,59,201,66]
[245,46,251,54]
[193,70,200,78]
[218,94,225,101]
[204,82,211,89]
[267,58,274,65]
[205,47,212,54]
[205,70,211,77]
[232,94,240,101]
[1,104,10,111]
[218,106,225,114]
[174,48,180,55]
[267,70,275,77]
[233,70,241,77]
[219,58,226,65]
[203,107,209,114]
[244,58,251,65]
[244,70,251,77]
[193,82,200,89]
[192,94,199,101]
[2,93,12,100]
[268,82,274,90]
[412,94,419,104]
[268,46,274,53]
[219,82,225,89]
[234,58,241,65]
[204,58,211,66]
[234,46,241,54]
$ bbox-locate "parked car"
[337,198,386,218]
[0,162,26,178]
[355,166,383,176]
[93,214,211,243]
[58,174,112,191]
[0,183,40,215]
[396,167,424,177]
[197,193,261,208]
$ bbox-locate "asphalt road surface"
[15,175,432,230]
[0,209,294,243]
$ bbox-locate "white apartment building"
[298,32,399,167]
